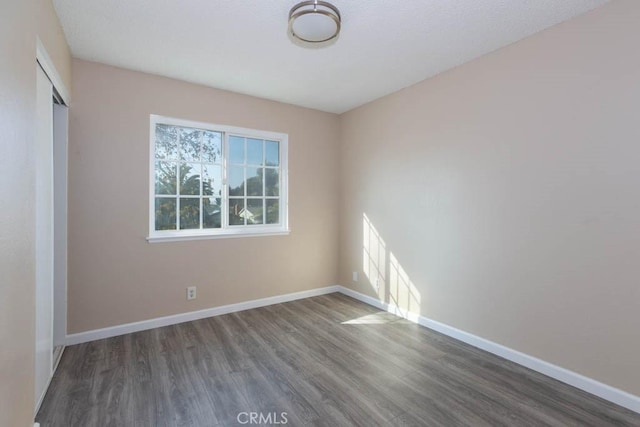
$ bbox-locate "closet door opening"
[35,62,54,412]
[35,56,69,415]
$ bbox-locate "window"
[148,115,288,242]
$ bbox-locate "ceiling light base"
[289,1,341,44]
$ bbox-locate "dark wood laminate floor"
[37,293,640,426]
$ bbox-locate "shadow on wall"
[362,213,421,318]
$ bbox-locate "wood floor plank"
[37,293,640,426]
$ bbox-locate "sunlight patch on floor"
[341,312,403,325]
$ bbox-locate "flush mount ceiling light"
[288,1,341,43]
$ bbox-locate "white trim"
[336,286,640,414]
[65,286,339,346]
[151,115,288,141]
[36,38,70,105]
[147,229,290,243]
[34,64,55,418]
[62,283,640,413]
[148,115,289,242]
[53,104,68,346]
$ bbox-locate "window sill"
[147,228,290,243]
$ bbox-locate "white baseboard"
[336,285,640,415]
[66,286,340,346]
[63,283,640,414]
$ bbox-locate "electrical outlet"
[352,271,358,282]
[186,286,197,301]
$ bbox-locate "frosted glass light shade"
[289,1,341,43]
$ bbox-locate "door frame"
[36,38,70,105]
[35,38,70,415]
[36,38,69,349]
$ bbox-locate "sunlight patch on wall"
[362,213,421,318]
[389,252,421,315]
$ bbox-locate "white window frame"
[147,115,289,243]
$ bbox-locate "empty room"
[2,0,640,426]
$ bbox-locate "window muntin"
[227,135,280,227]
[153,125,223,231]
[149,115,288,242]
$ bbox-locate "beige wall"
[0,1,71,425]
[12,0,636,416]
[67,60,340,333]
[0,3,37,425]
[339,0,640,396]
[36,0,72,92]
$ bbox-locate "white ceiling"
[53,0,609,114]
